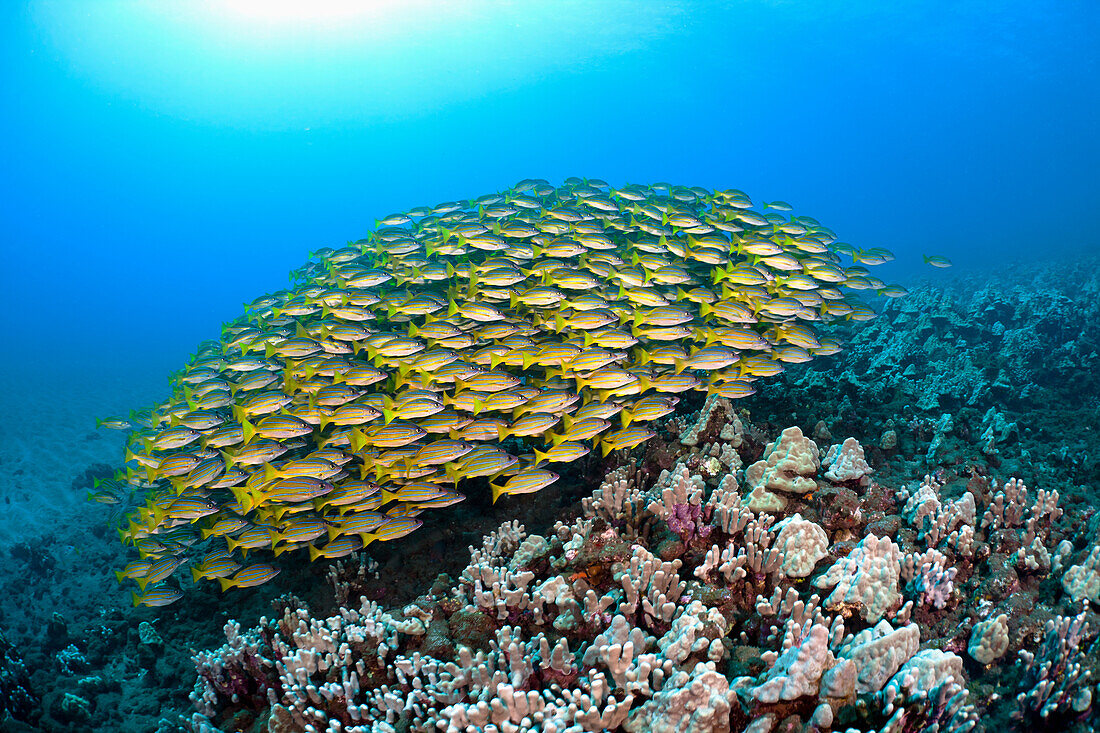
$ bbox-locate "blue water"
[1,0,1098,429]
[0,5,1098,729]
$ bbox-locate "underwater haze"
[4,1,1099,358]
[1,2,1100,732]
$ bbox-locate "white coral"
[750,623,834,703]
[1062,544,1100,604]
[835,620,920,694]
[822,437,873,486]
[624,661,734,733]
[771,514,829,578]
[968,614,1010,665]
[743,426,821,512]
[814,534,901,623]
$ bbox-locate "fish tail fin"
[621,409,634,428]
[490,482,506,504]
[183,386,200,411]
[673,359,686,375]
[241,419,256,445]
[131,592,141,607]
[600,441,614,457]
[533,448,548,466]
[169,477,189,496]
[308,544,322,562]
[190,566,202,583]
[232,487,255,515]
[217,577,233,592]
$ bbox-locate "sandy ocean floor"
[0,355,177,540]
[0,353,181,640]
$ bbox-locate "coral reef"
[742,259,1100,495]
[3,264,1098,733]
[184,405,1100,733]
[0,629,38,724]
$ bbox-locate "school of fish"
[92,178,904,606]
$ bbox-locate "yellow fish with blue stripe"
[96,178,901,601]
